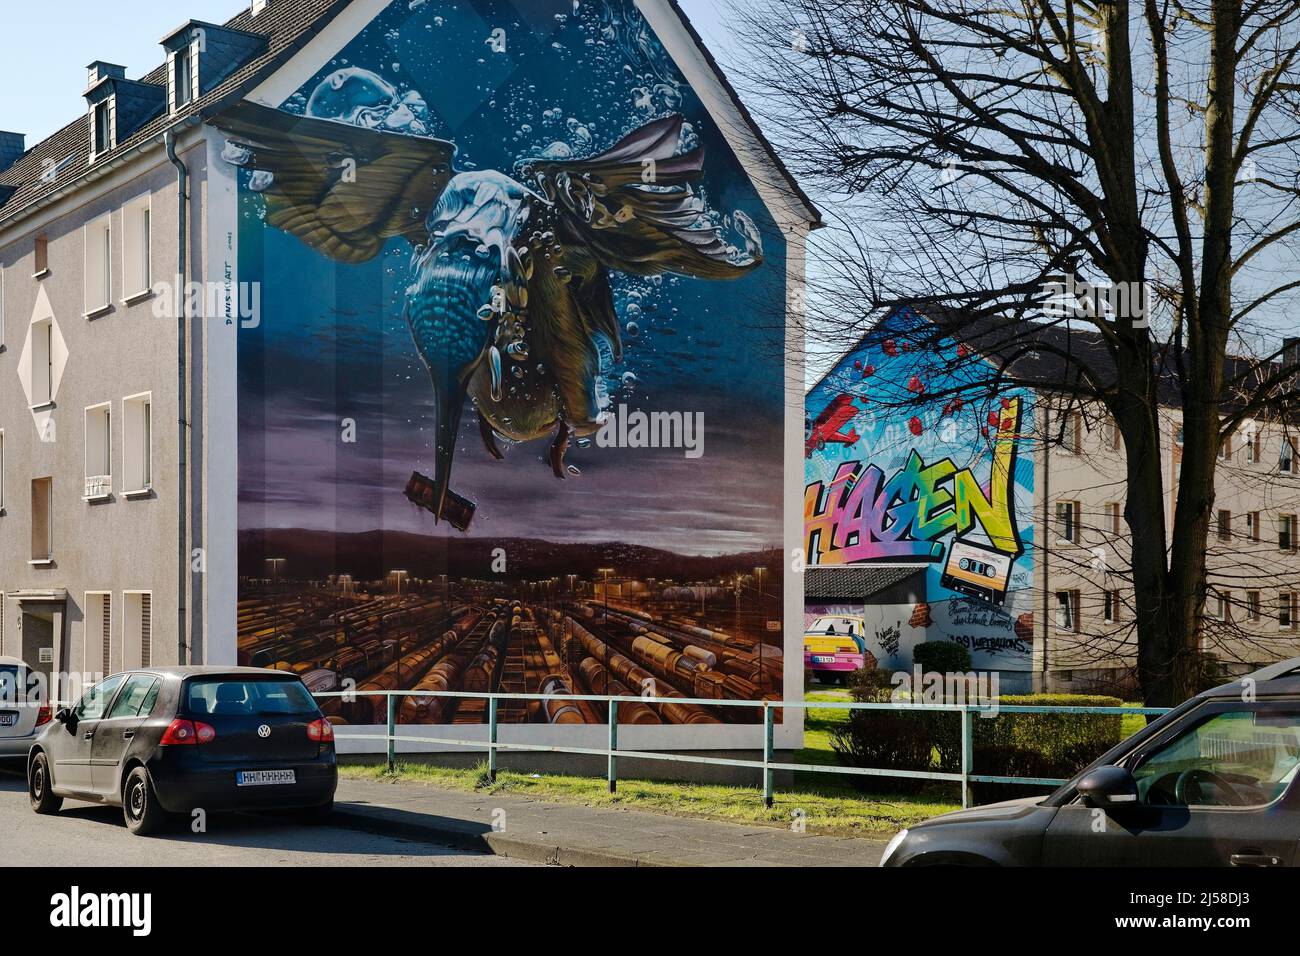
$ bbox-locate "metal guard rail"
[312,689,1171,809]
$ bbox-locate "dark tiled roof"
[0,0,350,225]
[805,564,925,600]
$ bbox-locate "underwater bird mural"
[214,90,760,531]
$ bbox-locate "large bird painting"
[215,96,760,531]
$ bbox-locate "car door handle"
[83,730,95,739]
[122,730,134,740]
[1229,851,1284,867]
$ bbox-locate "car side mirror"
[1077,765,1139,808]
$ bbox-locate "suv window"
[1132,708,1300,807]
[73,674,127,721]
[105,675,160,719]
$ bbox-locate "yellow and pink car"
[803,615,869,684]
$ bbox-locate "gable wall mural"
[225,0,789,726]
[804,309,1037,672]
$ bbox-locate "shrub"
[830,666,931,794]
[912,641,973,675]
[971,694,1124,801]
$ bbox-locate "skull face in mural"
[215,75,760,530]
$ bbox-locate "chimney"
[251,0,270,15]
[0,130,24,173]
[85,61,126,91]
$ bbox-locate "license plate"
[813,656,836,664]
[0,713,16,727]
[236,769,296,786]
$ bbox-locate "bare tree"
[733,0,1300,703]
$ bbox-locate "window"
[122,196,150,299]
[84,592,112,679]
[72,674,125,721]
[1281,592,1296,630]
[1105,502,1121,536]
[1212,591,1231,623]
[1248,511,1261,543]
[84,403,111,498]
[123,392,151,493]
[1246,429,1261,463]
[185,678,318,717]
[84,214,111,314]
[1131,707,1300,807]
[1058,410,1081,454]
[1055,590,1079,631]
[1217,509,1232,541]
[1218,432,1233,461]
[124,591,152,670]
[1056,500,1081,542]
[92,100,111,156]
[1280,514,1296,552]
[1247,591,1261,623]
[1282,438,1296,474]
[30,477,52,562]
[174,45,194,109]
[1101,417,1121,451]
[30,317,52,407]
[105,674,159,719]
[1174,425,1185,447]
[33,235,49,277]
[1104,589,1121,623]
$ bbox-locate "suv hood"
[914,795,1045,828]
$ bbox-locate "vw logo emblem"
[257,724,272,738]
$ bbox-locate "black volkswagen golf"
[27,666,338,835]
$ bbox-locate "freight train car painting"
[231,0,795,727]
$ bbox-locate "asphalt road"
[0,764,531,867]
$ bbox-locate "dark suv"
[27,666,338,835]
[882,658,1300,866]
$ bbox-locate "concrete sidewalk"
[331,777,890,867]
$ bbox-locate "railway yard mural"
[804,308,1037,671]
[232,0,787,724]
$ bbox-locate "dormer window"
[174,45,194,109]
[93,100,112,155]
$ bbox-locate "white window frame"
[1280,514,1297,552]
[1281,592,1297,630]
[122,195,152,302]
[83,402,112,500]
[84,213,112,317]
[122,391,152,496]
[1056,500,1081,544]
[123,590,152,670]
[1055,590,1079,632]
[1247,590,1262,623]
[1103,589,1120,624]
[29,316,53,408]
[1282,437,1296,475]
[90,98,114,158]
[29,476,53,564]
[84,591,112,680]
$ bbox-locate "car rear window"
[0,665,23,705]
[184,678,317,717]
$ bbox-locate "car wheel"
[296,799,334,825]
[122,767,167,836]
[29,753,63,815]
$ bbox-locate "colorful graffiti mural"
[805,310,1036,670]
[228,0,789,723]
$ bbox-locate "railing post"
[762,701,774,808]
[960,705,973,808]
[386,692,396,773]
[607,698,618,793]
[487,695,499,783]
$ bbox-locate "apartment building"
[804,307,1300,694]
[0,0,815,749]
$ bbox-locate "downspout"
[165,129,188,667]
[1040,404,1051,691]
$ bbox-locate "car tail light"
[161,719,216,745]
[34,704,52,727]
[307,718,335,743]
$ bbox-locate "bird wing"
[524,114,760,279]
[211,100,457,264]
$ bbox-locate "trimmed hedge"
[828,676,1127,802]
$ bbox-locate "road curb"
[328,806,673,866]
